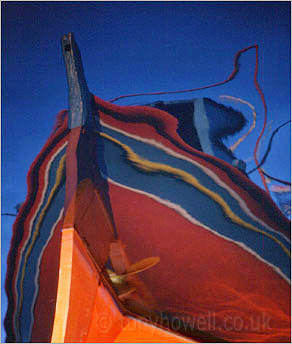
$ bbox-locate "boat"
[4,33,291,343]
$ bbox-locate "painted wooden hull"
[5,33,290,343]
[51,227,194,343]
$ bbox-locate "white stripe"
[28,208,64,340]
[100,120,290,244]
[13,142,67,338]
[106,176,290,285]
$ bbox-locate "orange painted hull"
[51,227,194,343]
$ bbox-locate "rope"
[109,45,270,194]
[262,171,291,186]
[252,46,270,195]
[109,45,256,103]
[248,120,291,175]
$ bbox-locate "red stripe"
[95,97,289,237]
[8,110,68,255]
[109,183,290,342]
[6,112,69,334]
[31,218,63,342]
[64,127,80,212]
[10,134,68,297]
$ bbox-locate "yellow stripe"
[100,131,290,258]
[17,154,66,323]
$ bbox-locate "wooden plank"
[61,32,92,129]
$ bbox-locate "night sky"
[1,1,291,340]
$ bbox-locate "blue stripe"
[99,127,290,280]
[100,125,290,246]
[16,147,66,341]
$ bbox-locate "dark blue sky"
[1,1,291,340]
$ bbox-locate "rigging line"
[109,45,257,103]
[252,45,270,195]
[1,213,17,217]
[262,172,291,187]
[108,45,270,194]
[219,95,257,152]
[248,120,291,175]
